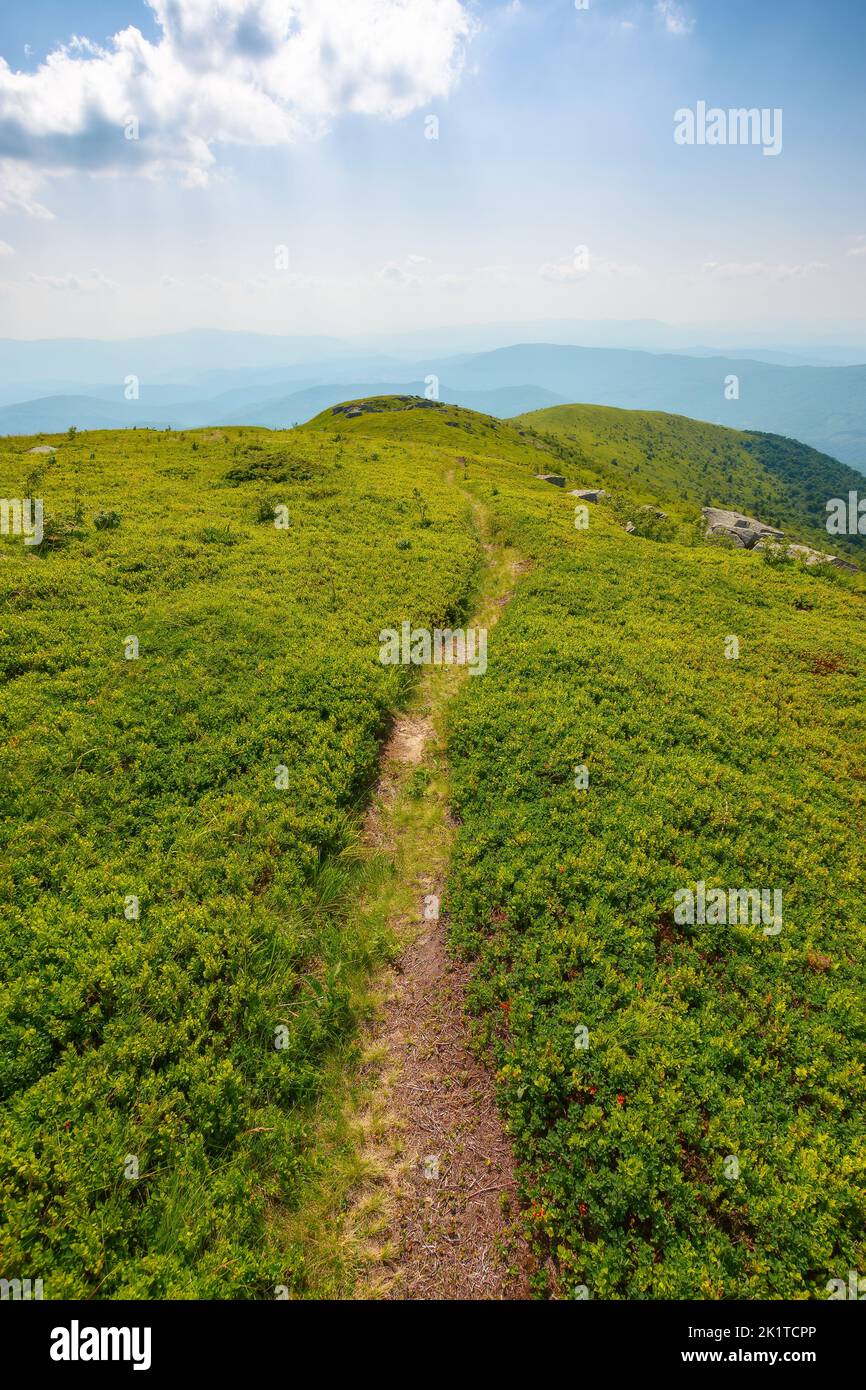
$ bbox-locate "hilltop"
[306,394,865,559]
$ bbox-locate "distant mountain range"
[1,329,864,471]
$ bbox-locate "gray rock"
[708,524,753,547]
[758,540,859,572]
[569,488,607,502]
[535,474,566,487]
[702,505,784,549]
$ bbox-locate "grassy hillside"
[0,421,481,1297]
[515,403,866,558]
[445,458,866,1298]
[1,397,863,1299]
[303,393,555,463]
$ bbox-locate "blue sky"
[0,0,864,340]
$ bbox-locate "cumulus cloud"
[0,0,476,210]
[655,1,694,36]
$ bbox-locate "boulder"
[702,505,784,550]
[708,524,752,547]
[756,540,859,572]
[536,474,566,487]
[569,488,607,502]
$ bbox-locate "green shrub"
[199,525,238,545]
[447,462,866,1299]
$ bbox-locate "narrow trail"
[348,504,534,1300]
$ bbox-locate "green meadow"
[1,398,863,1298]
[516,402,866,557]
[0,420,480,1296]
[448,452,866,1299]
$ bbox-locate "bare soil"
[375,816,532,1300]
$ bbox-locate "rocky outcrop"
[703,505,858,571]
[535,474,566,487]
[702,506,784,549]
[755,539,858,572]
[569,488,607,502]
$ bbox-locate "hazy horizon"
[3,317,866,350]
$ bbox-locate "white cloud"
[0,239,14,255]
[655,1,694,36]
[27,269,117,292]
[540,253,640,282]
[378,261,421,288]
[0,0,476,212]
[540,258,585,283]
[846,239,866,258]
[701,260,827,281]
[377,253,434,287]
[0,159,55,217]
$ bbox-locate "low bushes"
[447,467,866,1298]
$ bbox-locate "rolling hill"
[226,380,567,428]
[428,344,866,469]
[305,393,865,560]
[513,402,866,557]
